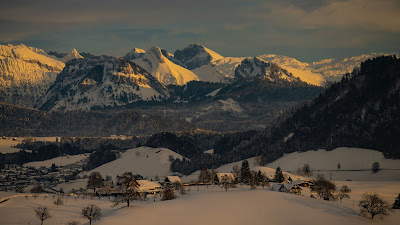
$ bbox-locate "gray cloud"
[0,0,398,61]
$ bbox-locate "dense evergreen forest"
[0,103,193,136]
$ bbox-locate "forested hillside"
[0,102,193,136]
[168,56,400,174]
[232,55,400,163]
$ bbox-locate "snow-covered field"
[0,138,21,153]
[266,147,400,181]
[1,182,399,225]
[24,154,88,168]
[81,147,183,182]
[0,137,60,153]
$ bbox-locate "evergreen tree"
[240,160,251,184]
[393,194,400,209]
[82,204,101,225]
[302,164,311,177]
[274,167,284,183]
[372,162,380,173]
[198,165,211,184]
[162,186,176,201]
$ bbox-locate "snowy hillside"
[82,147,184,181]
[266,147,400,181]
[174,43,224,70]
[182,157,303,183]
[0,44,64,107]
[36,55,169,111]
[267,147,400,171]
[2,182,400,225]
[133,46,199,85]
[23,154,88,168]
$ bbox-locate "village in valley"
[1,139,400,225]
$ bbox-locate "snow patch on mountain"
[192,57,246,83]
[133,46,199,86]
[60,49,84,63]
[123,48,146,60]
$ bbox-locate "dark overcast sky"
[1,0,399,62]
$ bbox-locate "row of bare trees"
[35,204,101,225]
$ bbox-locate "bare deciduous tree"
[112,172,137,207]
[82,204,102,225]
[161,185,176,201]
[338,185,351,203]
[311,175,336,201]
[53,193,64,207]
[87,172,104,194]
[359,193,393,219]
[34,206,51,225]
[221,175,233,191]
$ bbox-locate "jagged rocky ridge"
[36,55,169,111]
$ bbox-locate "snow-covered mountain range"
[0,43,396,109]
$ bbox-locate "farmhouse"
[130,180,162,194]
[165,176,181,184]
[271,183,302,194]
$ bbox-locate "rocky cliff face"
[36,55,169,111]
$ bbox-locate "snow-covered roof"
[166,176,181,183]
[135,180,161,191]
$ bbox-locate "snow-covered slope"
[0,44,65,107]
[258,53,397,84]
[266,147,400,181]
[23,154,88,168]
[2,182,400,225]
[59,49,84,63]
[36,55,169,111]
[133,46,199,86]
[181,156,303,183]
[309,53,398,82]
[82,147,184,181]
[258,54,326,86]
[192,57,246,83]
[174,44,224,70]
[267,147,400,171]
[123,48,145,60]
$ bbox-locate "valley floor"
[1,182,399,225]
